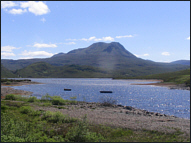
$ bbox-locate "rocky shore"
[32,101,190,137]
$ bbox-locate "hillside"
[130,68,190,86]
[15,62,111,78]
[1,42,190,78]
[1,65,17,78]
[171,60,190,65]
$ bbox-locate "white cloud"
[80,36,96,41]
[187,36,190,40]
[134,54,140,57]
[89,36,96,41]
[40,17,46,23]
[135,53,149,57]
[143,53,149,56]
[20,1,50,15]
[20,50,54,57]
[161,52,170,56]
[94,38,102,41]
[1,1,18,8]
[102,36,114,41]
[33,43,57,48]
[116,35,133,38]
[9,8,27,14]
[64,42,76,45]
[1,52,15,57]
[80,36,114,42]
[65,38,77,41]
[1,46,20,52]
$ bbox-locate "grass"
[1,94,190,142]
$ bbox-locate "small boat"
[100,91,112,93]
[64,89,71,91]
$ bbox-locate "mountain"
[171,60,190,66]
[1,42,190,78]
[47,42,138,70]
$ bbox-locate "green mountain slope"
[1,65,17,78]
[15,62,111,78]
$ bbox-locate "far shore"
[131,81,190,90]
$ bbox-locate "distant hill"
[131,68,190,86]
[51,52,65,58]
[171,60,190,66]
[1,65,17,78]
[1,42,190,78]
[15,62,111,78]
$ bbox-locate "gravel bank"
[32,102,190,138]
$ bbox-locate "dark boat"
[100,91,112,93]
[64,89,71,91]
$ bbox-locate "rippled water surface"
[11,78,190,119]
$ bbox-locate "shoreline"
[1,80,41,99]
[131,81,190,90]
[1,80,190,136]
[1,79,190,119]
[32,100,190,136]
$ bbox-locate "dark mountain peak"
[89,42,121,48]
[67,42,136,58]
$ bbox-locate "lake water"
[10,78,190,119]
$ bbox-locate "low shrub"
[99,96,117,107]
[51,96,66,105]
[40,94,52,102]
[41,111,77,123]
[1,105,9,112]
[5,94,30,102]
[65,115,104,142]
[5,94,16,100]
[20,106,33,114]
[28,96,38,102]
[1,134,26,142]
[42,102,52,106]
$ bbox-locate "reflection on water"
[11,78,190,119]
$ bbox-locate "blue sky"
[1,1,190,62]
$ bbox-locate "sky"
[1,1,190,62]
